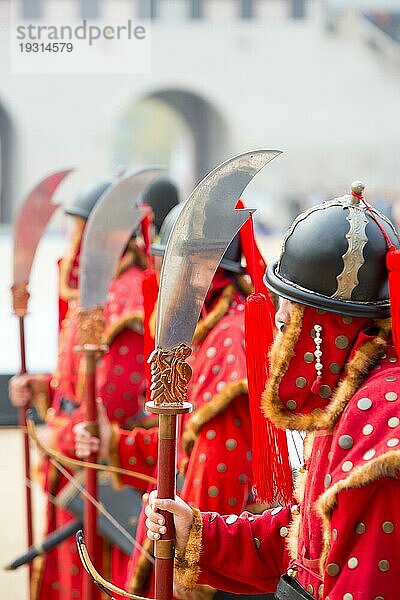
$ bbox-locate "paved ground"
[0,428,46,597]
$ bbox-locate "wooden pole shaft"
[155,415,177,600]
[82,350,98,600]
[18,315,34,598]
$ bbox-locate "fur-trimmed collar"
[262,303,391,432]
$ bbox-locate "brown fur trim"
[287,512,301,561]
[181,380,248,455]
[317,449,400,575]
[109,424,125,490]
[102,310,144,345]
[234,274,253,297]
[286,458,308,561]
[115,242,146,278]
[192,285,235,345]
[59,217,84,301]
[127,537,154,594]
[175,507,203,590]
[263,306,391,432]
[262,303,304,428]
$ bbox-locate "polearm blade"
[13,169,73,305]
[147,149,282,600]
[10,168,73,600]
[156,149,281,350]
[77,167,163,600]
[79,167,163,309]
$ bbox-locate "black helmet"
[142,178,179,235]
[151,203,243,273]
[65,179,112,219]
[264,182,399,318]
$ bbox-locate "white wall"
[1,2,399,216]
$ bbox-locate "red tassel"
[241,207,292,505]
[311,374,322,395]
[245,294,292,504]
[142,269,159,402]
[387,245,400,357]
[141,210,159,401]
[358,193,399,354]
[57,258,69,331]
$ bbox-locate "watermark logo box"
[10,6,151,74]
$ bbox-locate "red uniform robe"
[111,288,257,594]
[33,263,146,600]
[174,306,400,600]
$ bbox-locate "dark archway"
[0,102,14,223]
[149,89,229,182]
[114,88,229,194]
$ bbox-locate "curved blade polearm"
[79,167,163,309]
[13,169,73,287]
[156,149,282,349]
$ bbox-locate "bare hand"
[73,400,112,460]
[145,489,194,553]
[8,374,36,407]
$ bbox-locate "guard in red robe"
[9,177,179,599]
[74,204,268,597]
[145,182,400,600]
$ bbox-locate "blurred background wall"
[0,0,400,226]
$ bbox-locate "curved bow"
[77,530,155,600]
[26,410,156,485]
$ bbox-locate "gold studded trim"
[115,242,147,277]
[286,510,301,561]
[59,216,85,302]
[181,380,248,457]
[175,507,203,590]
[102,310,144,345]
[109,424,124,490]
[192,285,236,346]
[317,449,400,575]
[262,304,390,432]
[286,442,310,561]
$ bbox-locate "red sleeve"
[96,328,146,425]
[198,507,291,594]
[116,427,158,490]
[322,478,400,599]
[53,409,84,458]
[182,393,253,513]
